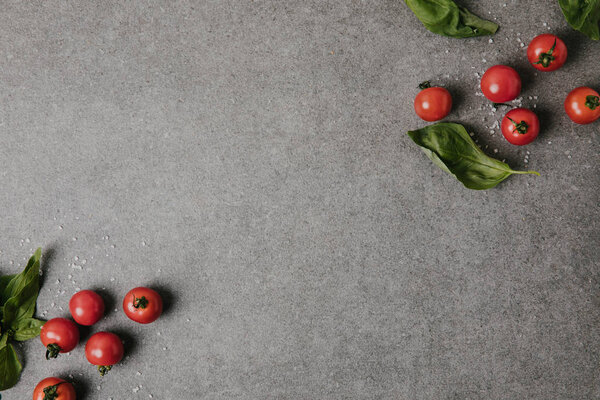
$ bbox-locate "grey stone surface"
[1,1,599,399]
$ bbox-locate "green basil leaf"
[1,249,42,329]
[407,122,539,190]
[1,248,41,305]
[0,342,22,391]
[12,317,45,342]
[559,0,600,40]
[0,274,16,300]
[405,0,498,38]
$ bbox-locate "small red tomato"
[69,290,105,326]
[123,287,163,324]
[33,377,76,400]
[527,34,567,71]
[85,332,124,376]
[40,318,79,359]
[564,87,600,124]
[481,65,521,103]
[501,108,540,146]
[414,82,452,122]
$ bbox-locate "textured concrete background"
[1,1,599,399]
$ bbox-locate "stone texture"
[0,1,598,399]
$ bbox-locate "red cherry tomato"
[33,377,76,400]
[501,108,540,146]
[69,290,105,326]
[123,287,163,324]
[40,318,79,359]
[564,87,600,124]
[527,34,567,71]
[414,83,452,122]
[85,332,124,376]
[480,65,521,102]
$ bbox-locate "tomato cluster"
[34,286,163,398]
[413,33,598,149]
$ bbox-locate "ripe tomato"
[527,34,567,71]
[414,82,452,122]
[123,287,163,324]
[85,332,124,376]
[501,108,540,146]
[69,290,105,326]
[564,87,600,124]
[33,377,76,400]
[480,65,521,102]
[40,318,79,359]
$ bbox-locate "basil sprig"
[0,248,46,391]
[407,123,539,190]
[559,0,600,40]
[404,0,498,38]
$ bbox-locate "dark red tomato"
[527,34,567,71]
[501,108,540,145]
[33,377,76,400]
[123,287,163,324]
[564,87,600,124]
[414,83,452,122]
[85,332,124,376]
[69,290,105,326]
[480,65,521,102]
[40,318,79,359]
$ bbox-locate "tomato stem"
[42,382,64,400]
[45,343,62,360]
[585,95,599,110]
[133,295,149,309]
[418,81,431,90]
[534,38,557,68]
[98,365,112,376]
[507,117,528,134]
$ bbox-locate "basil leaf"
[559,0,600,40]
[405,0,498,38]
[1,248,41,305]
[407,122,539,190]
[13,318,45,342]
[0,274,16,299]
[0,341,22,391]
[1,249,42,335]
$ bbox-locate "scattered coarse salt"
[110,277,116,281]
[533,95,538,100]
[482,59,487,63]
[56,279,60,284]
[97,386,101,391]
[488,38,493,44]
[59,225,63,230]
[163,347,167,351]
[75,288,81,292]
[72,237,77,241]
[548,141,552,144]
[137,371,142,375]
[133,386,140,393]
[528,96,533,100]
[186,318,191,322]
[74,256,79,261]
[67,274,72,279]
[141,241,147,246]
[543,22,548,26]
[51,302,55,307]
[520,42,525,47]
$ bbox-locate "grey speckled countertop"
[1,1,599,399]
